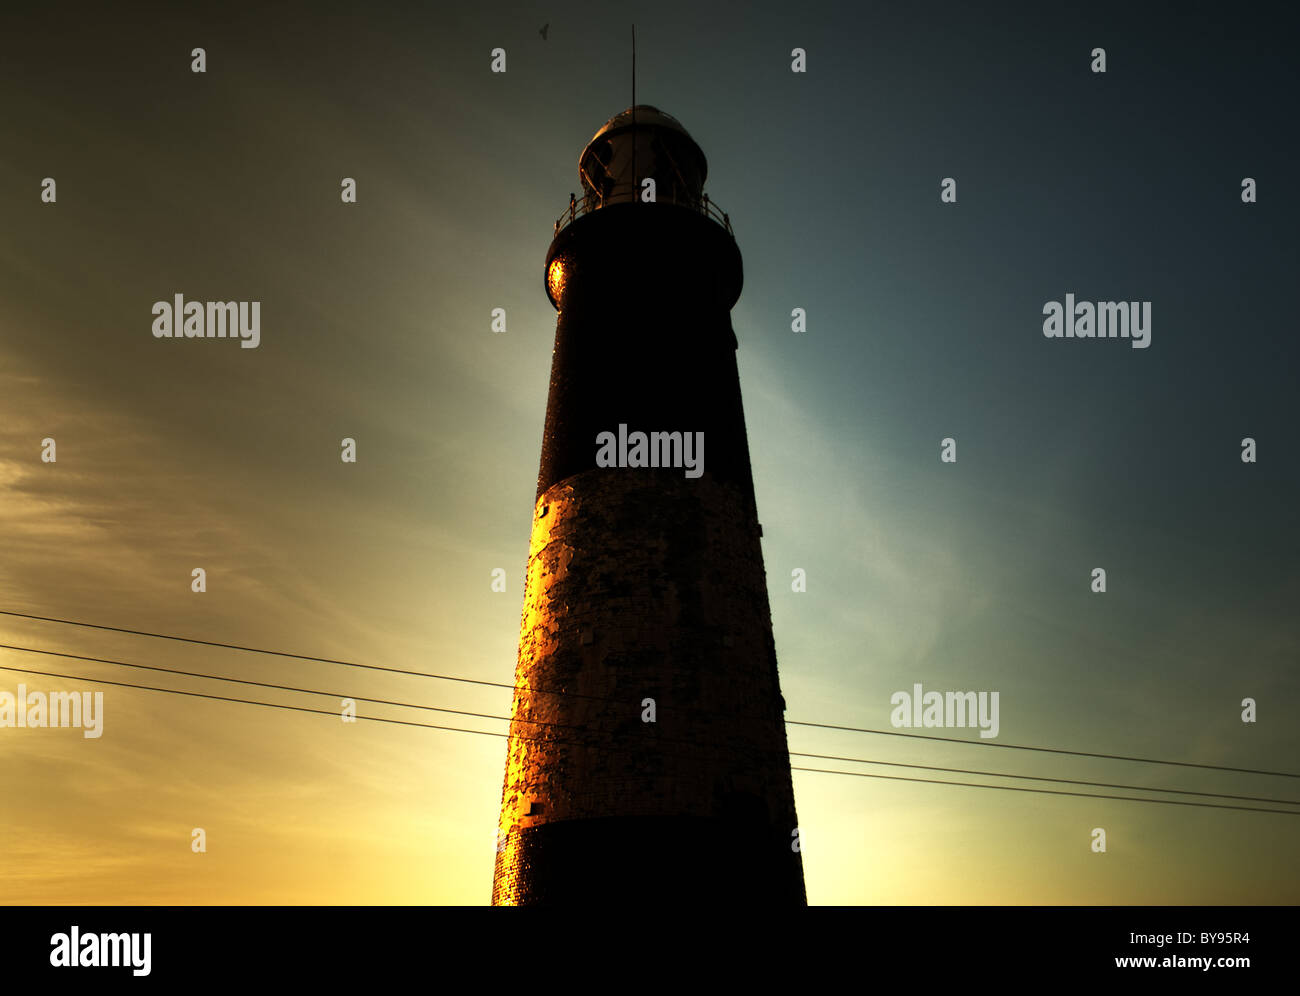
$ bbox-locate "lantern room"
[577,104,708,211]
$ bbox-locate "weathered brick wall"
[492,467,806,904]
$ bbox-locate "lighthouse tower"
[492,105,806,905]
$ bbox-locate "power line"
[0,662,511,736]
[792,750,1300,807]
[0,608,520,691]
[3,642,1298,809]
[786,719,1299,779]
[791,767,1300,816]
[0,608,657,711]
[0,641,522,727]
[0,661,795,771]
[0,642,776,755]
[2,660,1297,817]
[3,607,1295,780]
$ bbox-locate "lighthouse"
[492,105,806,905]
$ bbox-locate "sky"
[1,0,1297,904]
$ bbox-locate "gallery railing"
[554,184,733,237]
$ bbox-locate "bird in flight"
[540,23,549,41]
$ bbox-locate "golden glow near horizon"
[2,357,1294,906]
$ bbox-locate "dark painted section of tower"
[493,106,806,906]
[537,202,748,500]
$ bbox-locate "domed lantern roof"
[577,104,709,207]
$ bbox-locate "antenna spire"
[631,24,636,204]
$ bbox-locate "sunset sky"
[1,0,1297,904]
